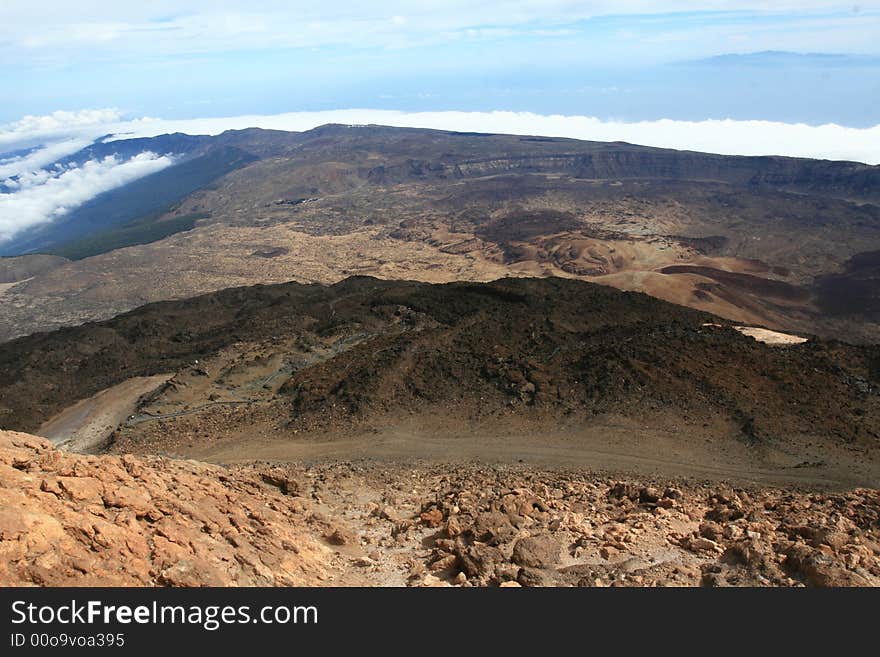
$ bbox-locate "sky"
[2,2,880,125]
[1,2,880,245]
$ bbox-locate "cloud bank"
[114,109,880,164]
[0,109,124,153]
[5,108,880,165]
[0,138,96,179]
[0,152,175,243]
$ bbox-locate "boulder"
[457,543,505,580]
[511,535,562,569]
[472,511,518,545]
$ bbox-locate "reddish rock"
[0,431,330,587]
[420,508,443,528]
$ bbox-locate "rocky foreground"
[1,430,878,587]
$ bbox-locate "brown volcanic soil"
[658,265,810,301]
[815,250,880,321]
[2,430,879,587]
[0,254,69,283]
[1,276,878,487]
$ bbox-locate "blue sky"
[2,2,880,125]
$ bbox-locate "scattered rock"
[420,508,443,528]
[685,536,723,553]
[699,521,723,541]
[639,487,660,504]
[2,430,878,589]
[472,511,518,545]
[445,515,463,538]
[420,574,451,587]
[517,567,556,587]
[457,543,505,580]
[609,483,639,502]
[429,553,458,572]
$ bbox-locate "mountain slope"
[0,145,257,256]
[1,277,877,485]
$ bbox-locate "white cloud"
[0,109,123,147]
[0,109,124,136]
[0,138,97,178]
[6,106,880,164]
[0,152,175,242]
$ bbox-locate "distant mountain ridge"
[6,122,880,258]
[682,50,880,67]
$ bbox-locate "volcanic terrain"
[2,128,880,588]
[3,430,879,587]
[2,125,880,344]
[1,276,878,489]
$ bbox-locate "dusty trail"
[34,370,873,489]
[195,419,879,490]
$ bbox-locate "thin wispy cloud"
[0,139,96,179]
[3,4,878,128]
[4,3,873,58]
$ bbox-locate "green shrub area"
[49,212,210,260]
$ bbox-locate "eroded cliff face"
[365,148,880,201]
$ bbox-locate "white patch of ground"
[701,323,807,345]
[733,326,808,345]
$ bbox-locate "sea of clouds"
[0,152,176,243]
[2,108,879,246]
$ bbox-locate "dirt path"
[195,417,879,490]
[0,278,31,300]
[127,400,254,426]
[36,374,172,452]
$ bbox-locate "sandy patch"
[701,323,808,345]
[0,277,30,296]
